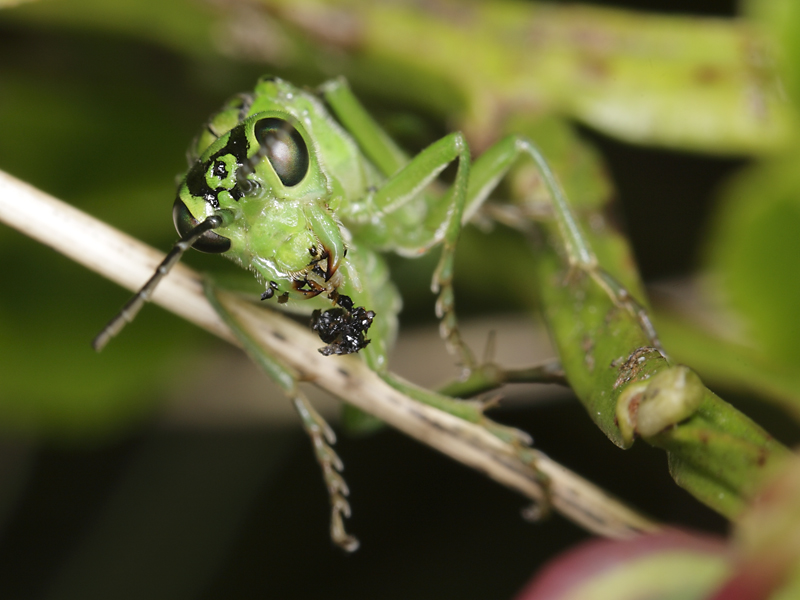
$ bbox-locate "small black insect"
[311,294,375,355]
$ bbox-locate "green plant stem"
[525,189,787,518]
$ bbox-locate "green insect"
[93,76,593,550]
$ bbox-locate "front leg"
[204,281,359,551]
[319,78,408,178]
[323,79,481,371]
[359,133,479,371]
[323,80,637,372]
[359,131,662,377]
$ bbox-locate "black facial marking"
[224,124,250,165]
[185,161,220,208]
[184,122,250,208]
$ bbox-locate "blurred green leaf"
[4,0,218,59]
[702,155,800,416]
[706,155,800,365]
[257,0,795,154]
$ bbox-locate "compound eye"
[254,118,309,187]
[172,198,231,254]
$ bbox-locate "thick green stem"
[528,199,787,518]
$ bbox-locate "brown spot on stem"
[613,346,661,389]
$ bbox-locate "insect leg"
[92,215,224,351]
[370,132,477,370]
[476,136,595,269]
[204,282,359,551]
[469,135,661,351]
[292,394,359,551]
[319,77,408,177]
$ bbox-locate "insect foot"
[311,298,375,356]
[292,395,359,552]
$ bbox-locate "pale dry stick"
[0,169,659,539]
[0,172,233,345]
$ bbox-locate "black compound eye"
[172,198,231,254]
[254,118,309,187]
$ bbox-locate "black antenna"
[93,215,223,351]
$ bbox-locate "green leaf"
[706,154,800,372]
